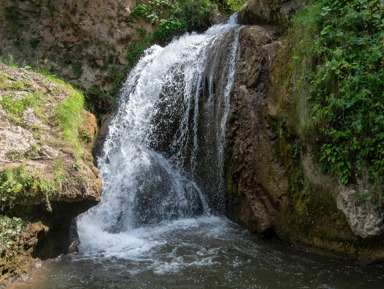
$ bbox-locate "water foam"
[80,14,241,238]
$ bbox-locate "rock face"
[337,185,384,238]
[0,63,101,285]
[238,0,306,27]
[226,0,384,262]
[0,0,149,113]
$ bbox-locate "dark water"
[10,216,384,289]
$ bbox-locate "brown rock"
[238,0,306,27]
[226,20,384,262]
[0,63,102,284]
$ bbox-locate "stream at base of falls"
[9,216,384,289]
[9,14,384,289]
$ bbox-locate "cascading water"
[14,14,384,289]
[81,14,241,233]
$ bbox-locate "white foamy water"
[78,216,234,275]
[79,14,242,242]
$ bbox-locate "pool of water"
[9,216,384,289]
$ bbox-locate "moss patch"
[0,215,47,288]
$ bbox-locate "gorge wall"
[225,0,384,262]
[0,0,148,114]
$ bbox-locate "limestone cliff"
[225,0,384,262]
[0,0,149,113]
[0,62,101,286]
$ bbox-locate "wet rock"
[226,18,384,262]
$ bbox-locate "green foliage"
[132,0,217,41]
[55,87,85,159]
[76,44,83,53]
[0,90,44,126]
[71,62,83,77]
[293,0,384,198]
[29,37,39,49]
[12,39,22,47]
[0,215,26,261]
[0,92,43,116]
[153,17,187,41]
[0,166,56,211]
[211,0,246,14]
[221,0,246,14]
[0,55,18,68]
[124,43,145,66]
[88,85,105,98]
[37,69,66,85]
[136,27,147,36]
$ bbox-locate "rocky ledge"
[0,62,101,286]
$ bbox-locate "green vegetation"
[124,43,145,66]
[131,0,217,41]
[0,56,87,160]
[0,166,57,212]
[71,62,83,77]
[101,0,245,105]
[0,55,17,68]
[0,92,44,122]
[0,215,26,260]
[215,0,247,14]
[55,86,85,159]
[29,37,39,49]
[292,0,384,199]
[136,27,147,36]
[12,39,22,48]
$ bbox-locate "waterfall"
[80,15,241,234]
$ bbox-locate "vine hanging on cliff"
[293,0,384,199]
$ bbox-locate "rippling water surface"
[10,216,384,289]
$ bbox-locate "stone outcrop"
[337,185,384,238]
[0,63,101,285]
[225,0,384,262]
[238,0,306,27]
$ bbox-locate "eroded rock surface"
[337,186,384,238]
[238,0,306,27]
[226,0,384,262]
[0,0,149,113]
[0,63,101,285]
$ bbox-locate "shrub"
[29,38,39,49]
[124,43,145,66]
[0,215,26,260]
[0,166,56,211]
[292,0,384,199]
[131,0,217,40]
[71,62,83,77]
